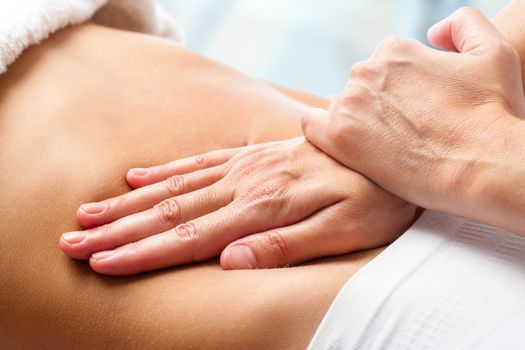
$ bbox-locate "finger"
[301,108,349,166]
[88,205,247,275]
[427,7,502,55]
[127,148,240,188]
[61,182,231,260]
[220,203,356,269]
[88,185,340,275]
[77,166,224,228]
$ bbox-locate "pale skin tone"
[57,75,416,273]
[61,2,525,275]
[304,6,525,236]
[60,138,414,275]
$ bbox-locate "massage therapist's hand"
[60,138,415,275]
[304,8,525,232]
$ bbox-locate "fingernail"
[62,231,87,244]
[226,245,258,269]
[129,168,149,176]
[80,202,107,215]
[91,250,115,261]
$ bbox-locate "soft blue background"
[159,0,509,95]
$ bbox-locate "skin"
[5,3,525,347]
[493,0,525,94]
[60,137,414,275]
[304,7,525,237]
[0,23,388,349]
[61,2,525,274]
[56,38,416,274]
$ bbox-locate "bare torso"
[0,24,383,349]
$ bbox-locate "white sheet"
[309,210,525,349]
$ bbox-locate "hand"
[60,138,416,275]
[303,8,525,227]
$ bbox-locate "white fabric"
[308,210,525,349]
[0,0,183,75]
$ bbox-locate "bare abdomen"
[0,24,382,349]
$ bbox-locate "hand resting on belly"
[60,137,416,275]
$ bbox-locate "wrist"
[466,115,525,234]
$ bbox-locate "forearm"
[468,118,525,236]
[466,2,525,234]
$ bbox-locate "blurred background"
[159,0,508,96]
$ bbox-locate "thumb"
[427,7,503,55]
[302,107,348,166]
[220,205,353,269]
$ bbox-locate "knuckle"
[329,83,375,146]
[377,36,404,53]
[495,40,520,65]
[123,240,145,257]
[328,95,339,109]
[105,195,127,214]
[455,6,480,18]
[376,36,417,57]
[173,221,199,241]
[170,221,200,259]
[402,38,421,52]
[99,221,116,236]
[349,60,379,80]
[340,83,373,107]
[119,241,150,270]
[326,111,356,150]
[165,175,185,196]
[257,231,291,262]
[153,198,182,224]
[193,153,207,166]
[330,118,353,149]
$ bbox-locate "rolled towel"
[0,0,183,75]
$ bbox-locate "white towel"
[0,0,183,74]
[308,210,525,349]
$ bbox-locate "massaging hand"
[303,7,525,227]
[60,137,415,275]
